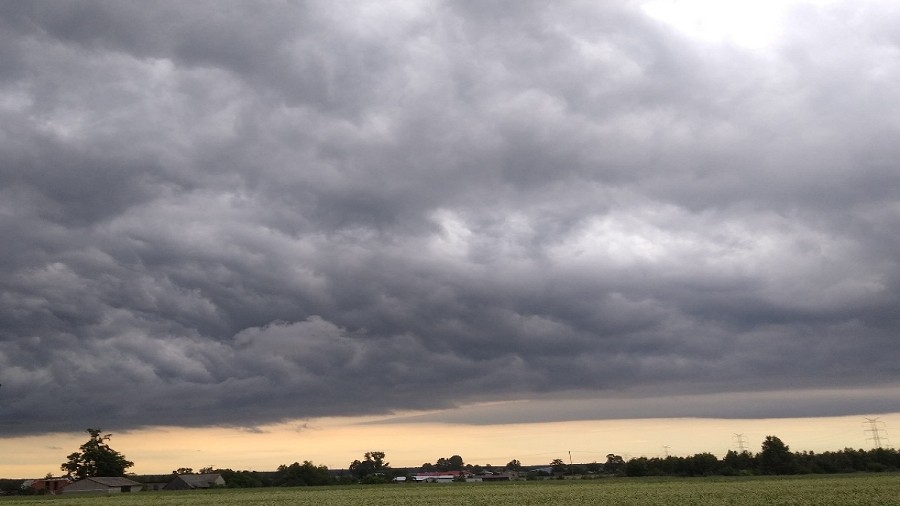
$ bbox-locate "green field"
[4,474,900,506]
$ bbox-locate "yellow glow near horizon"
[2,412,896,478]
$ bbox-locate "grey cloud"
[371,386,900,426]
[2,1,900,436]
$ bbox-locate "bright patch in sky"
[641,0,822,49]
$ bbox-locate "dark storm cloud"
[2,1,899,436]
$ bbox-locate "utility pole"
[733,433,748,453]
[864,418,891,449]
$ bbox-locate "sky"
[2,0,900,477]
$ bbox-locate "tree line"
[6,429,900,494]
[554,436,900,477]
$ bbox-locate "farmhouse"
[62,477,143,494]
[164,473,226,490]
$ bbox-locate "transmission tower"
[663,445,671,457]
[733,433,748,453]
[864,418,891,449]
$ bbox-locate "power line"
[733,433,748,453]
[864,418,891,449]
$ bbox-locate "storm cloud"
[2,1,899,436]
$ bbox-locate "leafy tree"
[172,467,194,475]
[349,451,390,480]
[275,461,332,486]
[505,459,522,471]
[466,463,484,475]
[61,428,134,479]
[215,468,268,488]
[0,479,27,496]
[625,457,650,477]
[759,435,794,475]
[604,454,625,475]
[722,450,755,475]
[434,454,465,471]
[550,458,567,474]
[689,452,719,476]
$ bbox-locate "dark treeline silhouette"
[591,437,900,477]
[5,436,899,494]
[603,446,899,477]
[190,439,900,488]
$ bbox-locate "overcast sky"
[2,0,900,439]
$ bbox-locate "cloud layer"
[2,1,899,436]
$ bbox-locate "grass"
[4,474,900,506]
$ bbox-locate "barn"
[62,477,143,494]
[164,473,226,490]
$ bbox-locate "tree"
[604,454,625,475]
[434,454,465,471]
[550,458,567,475]
[466,463,484,475]
[172,467,194,475]
[349,451,390,481]
[275,461,332,486]
[625,457,650,477]
[688,452,720,476]
[505,459,522,471]
[759,435,794,475]
[722,449,755,475]
[61,428,134,479]
[215,468,268,488]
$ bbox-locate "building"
[21,477,71,495]
[471,473,512,482]
[411,471,465,483]
[62,477,143,494]
[163,473,226,490]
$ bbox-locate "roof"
[175,473,222,488]
[81,477,142,487]
[415,471,464,476]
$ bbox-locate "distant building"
[62,477,143,494]
[164,473,226,490]
[470,474,512,482]
[21,477,71,495]
[411,471,465,483]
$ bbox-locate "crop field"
[4,474,900,506]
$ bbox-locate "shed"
[63,477,143,494]
[164,473,226,490]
